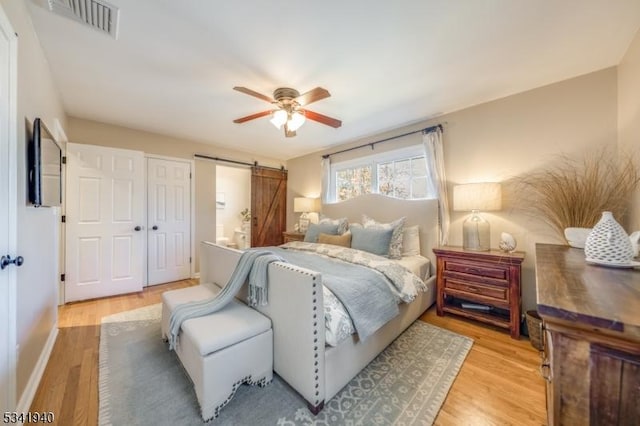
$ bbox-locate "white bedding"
[324,254,431,347]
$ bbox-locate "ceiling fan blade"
[233,86,274,103]
[303,110,342,128]
[295,87,330,106]
[233,110,273,123]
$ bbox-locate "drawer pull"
[540,362,552,382]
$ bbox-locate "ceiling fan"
[233,86,342,137]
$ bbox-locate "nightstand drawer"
[444,260,508,280]
[444,278,509,302]
[283,231,305,243]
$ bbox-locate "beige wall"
[287,68,618,312]
[67,117,284,272]
[2,0,68,405]
[619,28,640,232]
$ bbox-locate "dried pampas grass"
[517,150,639,240]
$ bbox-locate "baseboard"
[15,325,58,413]
[193,272,200,279]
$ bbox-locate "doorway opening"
[215,165,251,249]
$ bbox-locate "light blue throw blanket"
[271,247,399,341]
[167,249,285,350]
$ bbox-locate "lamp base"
[463,210,490,251]
[298,212,310,233]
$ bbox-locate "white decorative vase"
[564,227,592,249]
[499,232,517,252]
[584,211,634,264]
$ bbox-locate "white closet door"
[147,157,191,285]
[65,143,145,302]
[0,6,16,412]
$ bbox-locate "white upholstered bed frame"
[199,195,439,413]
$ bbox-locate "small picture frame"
[299,218,310,233]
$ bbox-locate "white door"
[147,157,191,285]
[0,5,16,412]
[65,143,145,302]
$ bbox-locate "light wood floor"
[30,279,547,425]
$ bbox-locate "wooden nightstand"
[433,246,525,339]
[282,231,305,243]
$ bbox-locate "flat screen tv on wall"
[28,118,62,207]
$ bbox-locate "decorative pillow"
[350,226,394,257]
[402,225,421,256]
[304,222,340,243]
[319,216,349,234]
[362,215,406,259]
[318,231,352,248]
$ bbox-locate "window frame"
[328,145,433,202]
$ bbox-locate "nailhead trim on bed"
[312,277,322,406]
[272,261,324,409]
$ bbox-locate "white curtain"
[423,127,450,245]
[321,156,331,204]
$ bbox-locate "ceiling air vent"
[48,0,120,39]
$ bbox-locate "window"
[329,146,435,202]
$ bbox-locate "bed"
[197,194,439,413]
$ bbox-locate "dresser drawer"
[444,277,509,302]
[444,260,508,280]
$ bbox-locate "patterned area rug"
[99,304,472,425]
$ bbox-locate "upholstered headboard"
[321,194,439,268]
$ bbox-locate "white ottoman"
[161,284,220,341]
[162,287,273,421]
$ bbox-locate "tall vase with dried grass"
[517,149,639,242]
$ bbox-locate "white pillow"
[402,225,420,256]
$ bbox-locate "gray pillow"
[304,222,340,243]
[362,215,406,259]
[350,226,394,256]
[319,216,349,234]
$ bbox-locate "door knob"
[1,255,24,270]
[152,225,158,230]
[134,226,142,231]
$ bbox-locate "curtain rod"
[194,154,286,172]
[321,124,443,159]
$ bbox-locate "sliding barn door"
[251,167,287,247]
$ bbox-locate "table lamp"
[453,183,502,251]
[293,197,317,232]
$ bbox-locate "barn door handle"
[1,255,24,270]
[253,217,257,226]
[152,226,158,231]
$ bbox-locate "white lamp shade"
[287,111,306,131]
[294,197,316,213]
[270,109,287,129]
[453,183,502,211]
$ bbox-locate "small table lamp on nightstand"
[293,197,318,233]
[453,183,502,251]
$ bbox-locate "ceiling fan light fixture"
[270,109,288,129]
[287,111,306,131]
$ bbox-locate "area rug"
[98,304,472,425]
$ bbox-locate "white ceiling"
[27,0,640,160]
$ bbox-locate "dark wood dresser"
[536,243,640,425]
[433,246,525,339]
